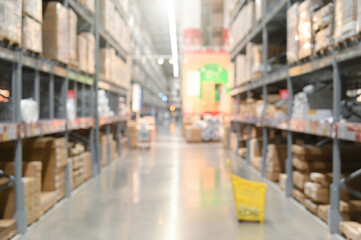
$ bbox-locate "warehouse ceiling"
[137,0,181,80]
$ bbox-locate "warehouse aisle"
[20,124,337,240]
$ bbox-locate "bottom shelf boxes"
[279,174,287,191]
[0,219,17,240]
[40,191,58,215]
[340,221,361,240]
[292,189,306,205]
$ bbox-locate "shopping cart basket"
[227,159,267,223]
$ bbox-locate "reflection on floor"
[20,123,338,240]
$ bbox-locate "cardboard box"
[0,219,17,240]
[222,125,230,149]
[304,199,318,215]
[80,0,95,13]
[22,0,42,23]
[78,32,95,74]
[266,144,287,182]
[230,132,238,152]
[185,126,202,143]
[334,0,357,42]
[0,0,22,46]
[287,3,299,63]
[83,151,92,180]
[293,171,310,190]
[292,189,306,205]
[304,181,329,204]
[292,158,332,172]
[251,156,262,171]
[340,221,361,240]
[77,34,87,72]
[42,2,69,64]
[68,9,77,65]
[279,173,287,190]
[40,191,57,215]
[22,15,42,54]
[238,148,247,158]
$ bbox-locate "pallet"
[0,36,21,48]
[335,32,361,48]
[314,45,333,57]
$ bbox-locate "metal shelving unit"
[229,0,361,234]
[0,0,131,234]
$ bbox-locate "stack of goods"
[199,116,221,142]
[265,97,288,119]
[334,0,357,43]
[298,0,314,60]
[82,151,92,181]
[291,144,331,205]
[340,222,361,240]
[100,134,111,167]
[0,0,22,46]
[0,219,17,240]
[128,121,137,149]
[97,90,114,117]
[235,54,248,86]
[121,134,128,151]
[22,0,43,54]
[110,137,119,161]
[42,2,69,64]
[279,173,287,190]
[250,138,262,171]
[77,32,95,74]
[313,3,334,53]
[287,3,300,63]
[185,125,202,143]
[265,144,287,182]
[0,162,42,225]
[80,0,95,13]
[222,123,230,149]
[40,191,57,215]
[68,9,78,67]
[69,143,85,190]
[27,137,68,202]
[183,117,195,137]
[100,48,127,87]
[229,2,255,49]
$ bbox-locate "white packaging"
[21,98,38,123]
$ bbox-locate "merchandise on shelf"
[185,125,202,143]
[222,124,230,149]
[250,138,262,171]
[298,0,313,59]
[279,173,287,190]
[265,144,287,182]
[80,0,95,14]
[68,9,78,66]
[40,191,57,215]
[230,132,238,153]
[193,115,221,142]
[0,219,17,240]
[128,121,137,149]
[98,90,114,117]
[66,90,77,121]
[313,3,334,53]
[77,34,87,73]
[0,0,22,46]
[334,0,357,43]
[20,98,39,124]
[22,15,42,54]
[287,3,300,63]
[235,54,247,86]
[22,0,42,23]
[340,221,361,240]
[42,2,69,64]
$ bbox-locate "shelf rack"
[0,0,131,234]
[229,0,361,234]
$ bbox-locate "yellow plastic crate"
[227,159,267,222]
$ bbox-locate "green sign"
[198,64,229,101]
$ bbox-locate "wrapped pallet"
[298,0,313,59]
[287,3,299,63]
[22,16,42,54]
[334,0,357,43]
[313,3,334,53]
[0,0,22,46]
[80,0,95,13]
[314,25,333,53]
[77,34,87,72]
[42,2,69,64]
[68,9,78,66]
[23,0,42,23]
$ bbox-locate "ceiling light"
[157,58,164,65]
[167,0,179,78]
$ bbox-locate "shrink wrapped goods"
[287,3,299,63]
[22,0,42,23]
[334,0,357,43]
[193,115,221,142]
[298,0,313,59]
[0,0,22,46]
[313,3,334,52]
[22,16,42,54]
[314,25,333,53]
[42,2,69,64]
[21,98,39,124]
[98,90,114,117]
[77,34,87,73]
[68,9,78,65]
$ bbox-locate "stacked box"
[317,200,361,223]
[230,132,238,153]
[304,181,329,204]
[101,134,113,167]
[40,191,57,215]
[111,139,118,161]
[235,54,247,86]
[42,2,69,64]
[68,9,78,66]
[222,124,230,149]
[265,144,287,182]
[23,0,42,22]
[0,0,22,46]
[80,0,95,13]
[22,16,42,54]
[128,121,137,149]
[0,219,17,240]
[279,173,287,190]
[340,222,361,240]
[82,151,92,181]
[78,33,95,74]
[100,0,114,34]
[334,0,357,43]
[250,138,262,171]
[287,3,300,63]
[27,137,67,201]
[100,48,115,82]
[77,34,87,73]
[313,3,334,52]
[298,0,313,59]
[185,126,202,143]
[70,154,85,189]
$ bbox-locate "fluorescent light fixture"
[167,0,179,78]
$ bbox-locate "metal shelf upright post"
[285,74,293,197]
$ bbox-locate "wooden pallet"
[0,35,21,48]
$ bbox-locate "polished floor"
[20,122,340,240]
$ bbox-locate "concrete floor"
[19,123,341,240]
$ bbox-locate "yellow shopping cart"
[227,159,267,223]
